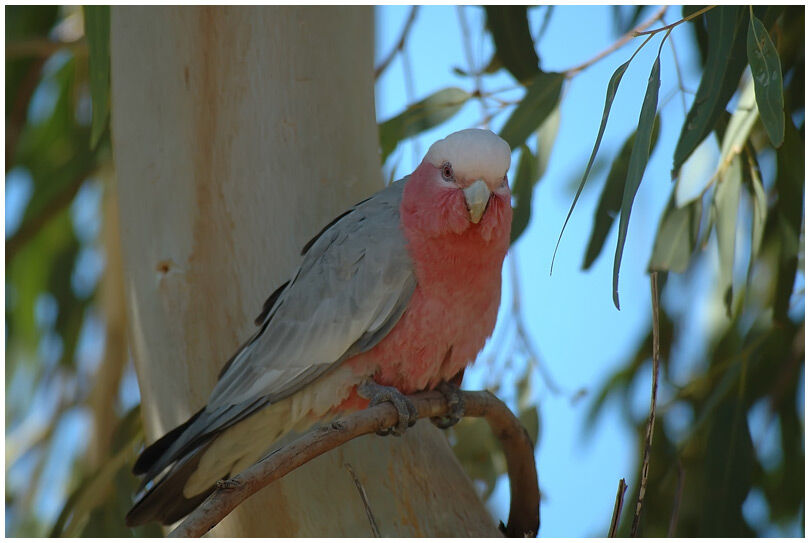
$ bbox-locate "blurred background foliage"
[5,5,804,537]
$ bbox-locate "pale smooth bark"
[111,6,500,536]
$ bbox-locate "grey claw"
[431,381,465,429]
[358,380,418,436]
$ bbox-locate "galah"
[126,128,513,526]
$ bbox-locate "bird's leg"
[430,380,465,429]
[358,380,418,436]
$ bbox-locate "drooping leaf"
[675,133,721,207]
[582,117,661,270]
[378,87,471,162]
[535,102,561,181]
[485,6,540,82]
[510,145,537,243]
[649,195,703,274]
[699,400,755,536]
[553,56,636,272]
[612,44,663,310]
[745,149,767,266]
[498,71,564,149]
[83,6,111,149]
[712,154,743,318]
[672,6,749,177]
[747,12,785,147]
[773,119,804,322]
[717,76,759,173]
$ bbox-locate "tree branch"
[564,5,667,78]
[630,272,661,536]
[168,390,539,538]
[374,6,419,79]
[608,477,627,537]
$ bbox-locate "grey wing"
[207,179,414,411]
[134,180,416,489]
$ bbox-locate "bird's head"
[402,129,512,241]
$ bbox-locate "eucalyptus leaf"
[378,87,471,163]
[700,400,755,536]
[649,195,702,274]
[510,145,537,243]
[675,133,721,207]
[553,57,634,272]
[613,46,663,310]
[673,6,749,177]
[582,117,661,270]
[746,150,767,265]
[717,76,759,171]
[499,71,564,150]
[747,12,784,147]
[83,6,111,149]
[485,6,540,82]
[712,154,743,318]
[773,120,803,322]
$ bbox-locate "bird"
[125,128,513,526]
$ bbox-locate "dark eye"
[441,162,454,181]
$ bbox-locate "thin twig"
[608,478,628,537]
[5,37,86,59]
[667,460,685,537]
[634,5,715,37]
[7,57,46,171]
[662,13,689,115]
[374,6,419,79]
[6,168,93,261]
[564,5,667,78]
[344,463,381,537]
[456,6,487,124]
[630,272,661,536]
[168,390,540,538]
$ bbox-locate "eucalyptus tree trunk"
[110,6,499,537]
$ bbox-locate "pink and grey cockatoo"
[126,128,513,526]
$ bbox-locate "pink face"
[400,158,512,241]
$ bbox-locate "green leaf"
[612,47,663,310]
[535,102,561,181]
[672,6,749,177]
[712,154,743,318]
[747,12,785,147]
[484,6,540,82]
[675,133,720,207]
[83,6,111,149]
[553,58,634,272]
[649,195,702,274]
[582,117,661,270]
[717,77,759,170]
[700,400,755,536]
[378,87,471,163]
[746,150,767,264]
[773,119,803,322]
[498,71,564,150]
[510,145,537,244]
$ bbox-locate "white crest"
[425,129,511,183]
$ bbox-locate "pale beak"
[463,179,491,224]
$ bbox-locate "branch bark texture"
[169,390,540,538]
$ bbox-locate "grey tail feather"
[132,407,205,476]
[126,443,219,527]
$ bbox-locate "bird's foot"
[358,380,417,436]
[430,380,465,429]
